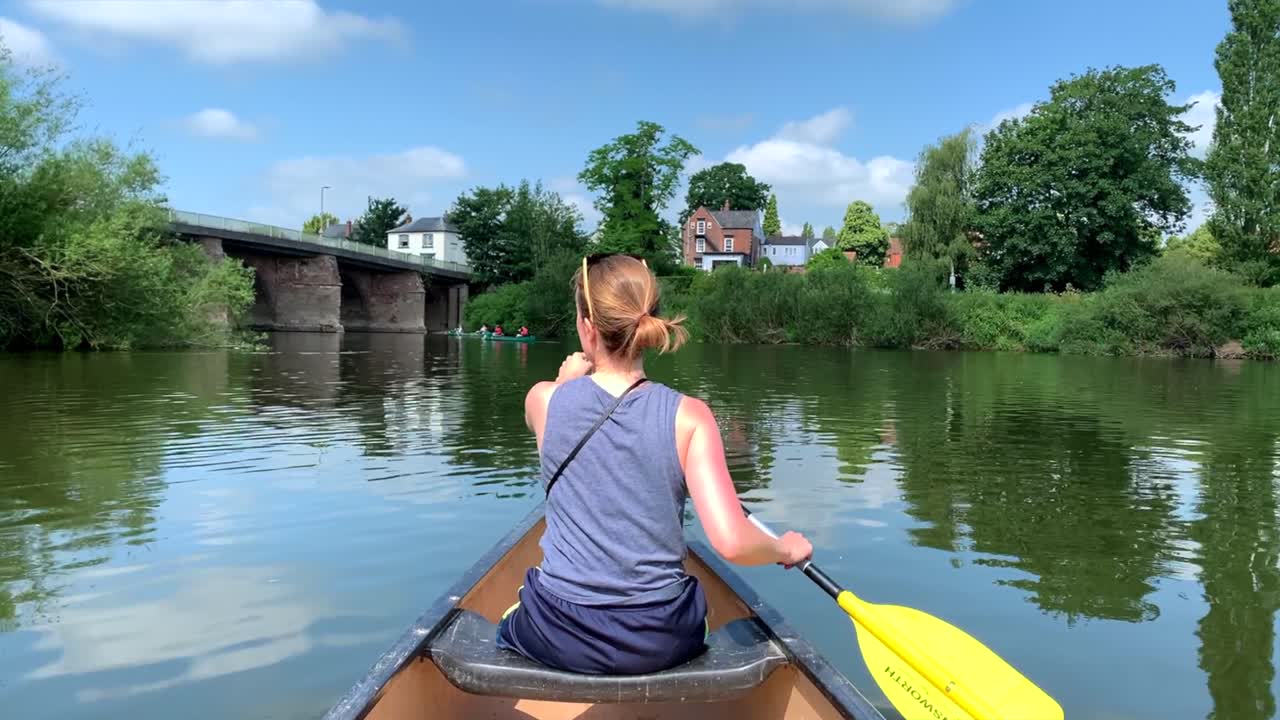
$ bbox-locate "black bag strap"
[545,377,648,497]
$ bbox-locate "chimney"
[346,220,352,237]
[722,200,731,212]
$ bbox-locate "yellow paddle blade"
[842,594,1063,720]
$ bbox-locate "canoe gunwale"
[322,504,885,720]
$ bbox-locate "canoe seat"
[428,610,789,704]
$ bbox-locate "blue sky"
[0,0,1227,235]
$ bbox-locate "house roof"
[710,210,759,230]
[764,235,811,246]
[322,222,352,239]
[389,216,458,234]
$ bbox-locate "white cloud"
[599,0,955,23]
[1183,90,1219,159]
[0,17,54,65]
[780,218,804,236]
[982,101,1034,133]
[725,109,914,211]
[548,176,604,230]
[248,146,467,227]
[776,107,852,145]
[182,108,259,141]
[26,0,403,64]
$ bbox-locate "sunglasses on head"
[580,253,648,320]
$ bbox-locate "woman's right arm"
[678,396,812,567]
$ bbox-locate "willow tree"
[901,128,977,288]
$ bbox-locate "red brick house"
[683,202,764,270]
[885,237,904,268]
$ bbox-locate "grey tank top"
[537,376,689,607]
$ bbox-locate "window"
[398,234,410,249]
[423,233,435,249]
[695,237,705,253]
[696,220,706,235]
[724,236,734,253]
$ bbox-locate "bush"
[874,261,955,348]
[1243,287,1280,358]
[464,283,531,330]
[1055,254,1251,356]
[690,266,800,344]
[790,264,880,346]
[951,291,1058,351]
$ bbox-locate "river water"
[0,333,1277,720]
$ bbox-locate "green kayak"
[485,334,536,343]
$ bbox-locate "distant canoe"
[484,334,536,343]
[323,506,885,720]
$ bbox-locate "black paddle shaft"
[800,562,844,600]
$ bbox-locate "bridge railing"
[169,209,473,276]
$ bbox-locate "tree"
[801,222,815,239]
[807,247,850,271]
[1205,0,1280,286]
[1165,224,1223,264]
[837,201,889,266]
[578,121,698,264]
[822,226,837,240]
[451,180,586,286]
[351,197,407,247]
[974,65,1199,292]
[763,194,781,237]
[0,50,254,349]
[682,162,770,223]
[303,212,339,235]
[901,129,977,288]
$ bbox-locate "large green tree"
[762,194,781,237]
[801,222,815,239]
[821,226,837,240]
[303,212,339,235]
[451,180,585,286]
[974,65,1199,292]
[0,51,253,349]
[901,129,977,287]
[837,200,889,266]
[1205,0,1280,286]
[1165,224,1223,264]
[578,121,698,264]
[682,162,770,223]
[351,197,408,247]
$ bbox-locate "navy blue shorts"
[496,568,708,675]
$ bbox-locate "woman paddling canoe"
[500,252,813,675]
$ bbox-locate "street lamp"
[321,185,331,228]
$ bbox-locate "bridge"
[170,210,472,333]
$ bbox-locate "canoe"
[485,334,536,343]
[445,331,486,338]
[324,507,886,720]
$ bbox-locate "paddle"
[744,509,1064,720]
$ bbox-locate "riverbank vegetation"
[0,52,254,350]
[663,255,1279,358]
[463,1,1280,360]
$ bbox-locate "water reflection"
[0,340,1278,720]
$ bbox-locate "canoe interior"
[364,517,851,720]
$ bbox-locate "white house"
[761,236,820,267]
[386,216,468,265]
